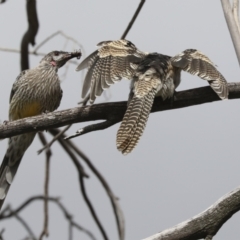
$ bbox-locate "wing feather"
[171,49,228,99]
[76,50,98,71]
[77,40,146,103]
[81,55,98,98]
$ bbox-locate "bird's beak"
[58,50,82,68]
[64,51,82,61]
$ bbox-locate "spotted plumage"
[76,40,228,154]
[76,39,147,103]
[0,50,81,210]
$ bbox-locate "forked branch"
[144,186,240,240]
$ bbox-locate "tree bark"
[0,83,239,139]
[143,186,240,240]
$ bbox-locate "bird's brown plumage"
[0,50,81,210]
[76,40,228,154]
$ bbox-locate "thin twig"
[0,48,79,65]
[33,30,85,58]
[14,212,37,240]
[0,196,57,220]
[48,133,89,178]
[68,222,73,240]
[48,131,109,240]
[65,120,116,140]
[51,128,125,240]
[0,229,5,240]
[56,199,97,240]
[38,133,52,239]
[0,196,96,240]
[32,31,62,53]
[38,125,72,155]
[66,139,125,240]
[121,0,146,39]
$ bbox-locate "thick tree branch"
[143,186,240,240]
[0,83,239,139]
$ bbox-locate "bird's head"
[40,50,81,68]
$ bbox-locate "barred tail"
[0,155,22,210]
[117,89,157,155]
[0,132,36,210]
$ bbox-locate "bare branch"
[32,30,84,57]
[143,186,240,240]
[221,0,240,65]
[21,0,39,70]
[65,138,125,240]
[65,120,115,140]
[38,133,52,239]
[0,48,79,65]
[49,131,109,240]
[0,196,58,220]
[0,83,240,140]
[49,128,125,240]
[0,196,96,240]
[0,229,5,240]
[56,200,97,240]
[121,0,146,39]
[14,211,37,240]
[38,125,71,154]
[48,133,89,178]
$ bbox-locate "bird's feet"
[3,120,9,125]
[78,94,90,106]
[170,90,177,107]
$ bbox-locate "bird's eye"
[54,51,59,56]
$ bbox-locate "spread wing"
[76,39,147,103]
[117,53,175,154]
[171,49,228,99]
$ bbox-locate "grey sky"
[0,0,240,239]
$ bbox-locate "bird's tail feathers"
[0,155,22,210]
[117,89,157,154]
[0,133,36,210]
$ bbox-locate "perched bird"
[0,50,81,210]
[76,40,228,154]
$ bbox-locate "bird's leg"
[170,90,177,107]
[78,93,90,106]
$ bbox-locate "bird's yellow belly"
[10,101,42,120]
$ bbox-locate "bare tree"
[0,1,240,240]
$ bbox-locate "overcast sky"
[0,1,240,240]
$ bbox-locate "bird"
[76,39,228,154]
[0,50,81,210]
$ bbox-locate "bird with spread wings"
[76,40,228,155]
